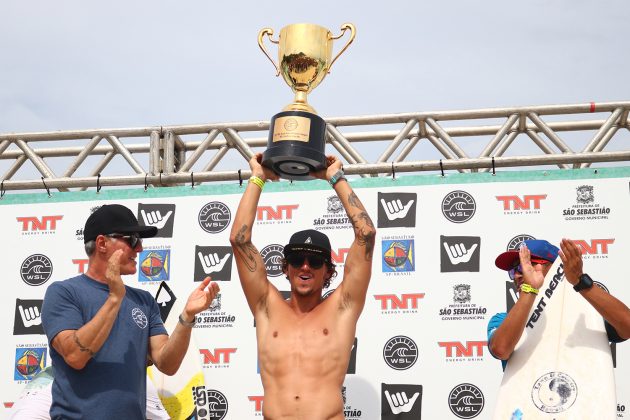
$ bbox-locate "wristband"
[519,284,539,295]
[329,169,346,187]
[249,176,265,190]
[178,314,196,328]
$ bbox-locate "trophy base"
[262,111,327,181]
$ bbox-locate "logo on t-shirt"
[131,308,148,329]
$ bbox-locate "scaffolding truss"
[1,101,629,192]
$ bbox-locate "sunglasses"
[106,233,142,249]
[286,253,327,269]
[508,259,550,280]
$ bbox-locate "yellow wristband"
[519,284,539,295]
[249,176,265,190]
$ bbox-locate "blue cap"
[495,239,559,271]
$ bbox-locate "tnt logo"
[438,341,487,361]
[249,395,264,413]
[256,205,299,223]
[374,294,425,311]
[575,239,614,258]
[16,216,63,234]
[496,195,547,211]
[200,348,237,368]
[72,259,89,273]
[331,248,350,265]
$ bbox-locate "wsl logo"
[206,389,228,420]
[382,238,414,274]
[383,336,418,370]
[448,383,484,419]
[261,244,284,277]
[442,191,476,223]
[20,254,53,286]
[198,202,231,233]
[138,249,170,282]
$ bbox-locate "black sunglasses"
[106,233,142,249]
[286,253,327,269]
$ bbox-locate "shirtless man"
[230,154,376,419]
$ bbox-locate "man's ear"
[96,235,108,253]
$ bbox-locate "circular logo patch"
[507,234,536,251]
[531,372,577,414]
[207,389,228,420]
[448,383,485,418]
[131,308,148,329]
[198,202,231,234]
[20,254,53,286]
[383,335,418,370]
[261,244,284,277]
[442,191,476,223]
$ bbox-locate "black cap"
[283,229,332,261]
[83,204,158,243]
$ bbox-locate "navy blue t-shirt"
[42,274,167,420]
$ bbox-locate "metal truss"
[1,101,629,192]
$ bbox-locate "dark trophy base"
[262,110,327,181]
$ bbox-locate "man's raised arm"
[229,153,279,314]
[313,156,376,313]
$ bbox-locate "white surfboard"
[493,259,616,420]
[148,282,209,420]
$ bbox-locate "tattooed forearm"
[347,191,365,210]
[234,224,259,272]
[358,229,376,260]
[73,332,95,357]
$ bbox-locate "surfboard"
[493,259,617,420]
[148,282,209,420]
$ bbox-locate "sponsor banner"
[562,184,612,221]
[440,235,480,272]
[381,383,423,419]
[448,383,485,419]
[138,203,176,237]
[377,192,417,228]
[13,299,44,335]
[381,237,415,274]
[194,246,233,282]
[14,346,47,382]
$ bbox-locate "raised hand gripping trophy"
[258,23,355,180]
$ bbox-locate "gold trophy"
[258,23,355,180]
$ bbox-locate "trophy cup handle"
[328,23,356,74]
[258,28,280,76]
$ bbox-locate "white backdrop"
[1,167,629,420]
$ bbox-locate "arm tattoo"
[359,229,376,260]
[347,191,364,210]
[351,212,376,260]
[73,332,95,357]
[234,224,259,272]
